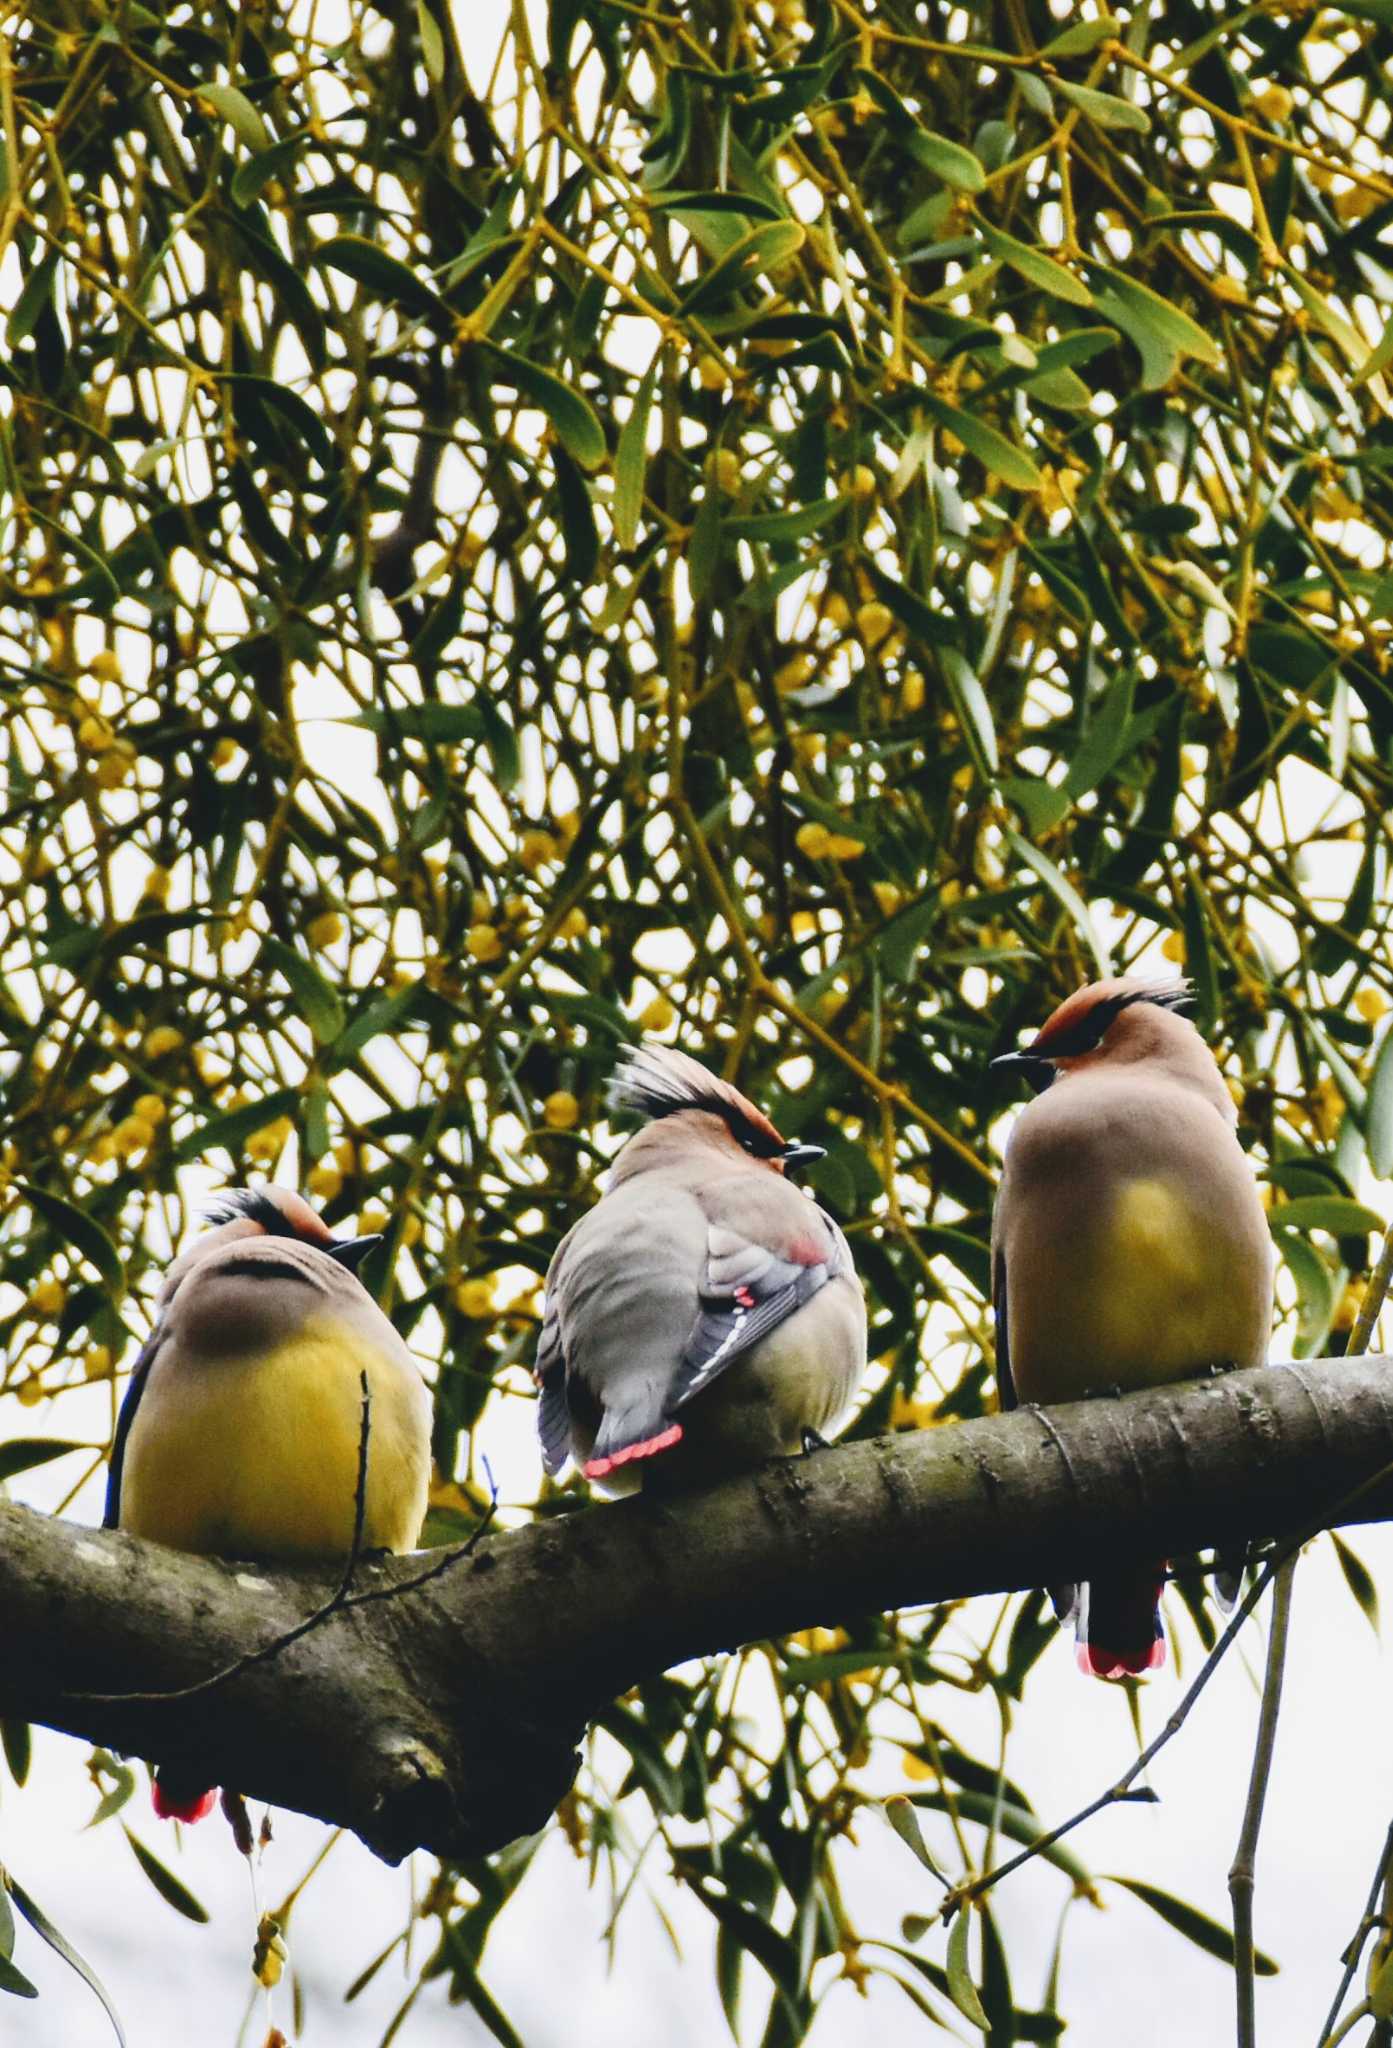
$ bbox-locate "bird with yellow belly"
[104,1187,432,1819]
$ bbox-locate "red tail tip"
[152,1783,218,1824]
[584,1423,683,1479]
[1076,1637,1166,1681]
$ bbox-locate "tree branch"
[4,1353,1393,1865]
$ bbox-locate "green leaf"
[727,494,846,543]
[1056,80,1149,132]
[854,69,985,191]
[1039,14,1121,53]
[946,1911,990,2032]
[676,219,806,316]
[330,980,424,1070]
[7,1874,127,2046]
[977,223,1093,306]
[1,1720,30,1787]
[883,1798,945,1881]
[258,936,345,1046]
[15,1183,125,1292]
[688,488,722,603]
[940,647,999,778]
[197,83,271,153]
[315,235,447,321]
[0,1439,83,1484]
[230,131,305,209]
[174,1085,301,1165]
[921,394,1044,491]
[1331,1531,1380,1635]
[1365,1022,1393,1178]
[1017,71,1055,117]
[1269,1196,1382,1235]
[122,1829,210,1923]
[614,352,658,551]
[1180,878,1218,1033]
[417,0,445,80]
[0,1956,37,1999]
[1107,1878,1278,1975]
[554,443,599,583]
[8,253,59,348]
[867,565,957,648]
[1353,310,1393,389]
[1089,264,1222,389]
[352,702,485,743]
[1062,667,1136,797]
[220,374,336,470]
[482,345,606,469]
[1005,829,1111,976]
[1273,1229,1336,1360]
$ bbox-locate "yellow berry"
[88,650,122,683]
[820,591,852,630]
[453,1277,496,1318]
[88,1133,117,1165]
[76,715,115,754]
[840,463,878,504]
[1161,931,1186,963]
[543,1090,580,1130]
[1356,987,1389,1024]
[358,1208,389,1234]
[826,833,866,860]
[28,1277,66,1317]
[774,653,816,695]
[901,672,926,715]
[133,1093,166,1124]
[307,910,344,950]
[558,908,588,940]
[141,866,172,905]
[796,822,832,858]
[639,995,676,1034]
[518,829,558,873]
[872,881,904,916]
[211,738,239,769]
[709,447,743,496]
[1253,82,1294,122]
[334,1138,359,1173]
[306,1163,343,1201]
[696,355,729,391]
[467,923,504,963]
[791,910,818,939]
[469,888,491,920]
[16,1375,44,1407]
[399,1213,423,1247]
[94,750,131,789]
[792,731,824,767]
[84,1344,113,1380]
[113,1114,156,1157]
[143,1026,185,1060]
[855,600,895,650]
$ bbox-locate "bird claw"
[800,1427,830,1456]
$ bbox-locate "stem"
[1229,1556,1296,2048]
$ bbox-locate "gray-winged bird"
[104,1186,432,1818]
[991,979,1273,1677]
[535,1045,867,1489]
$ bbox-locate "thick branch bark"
[4,1354,1392,1863]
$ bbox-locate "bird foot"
[800,1427,830,1456]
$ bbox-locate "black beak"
[780,1141,827,1176]
[990,1050,1055,1096]
[328,1234,383,1271]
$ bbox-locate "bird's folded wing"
[103,1330,162,1528]
[671,1224,829,1412]
[992,1246,1016,1412]
[533,1297,572,1477]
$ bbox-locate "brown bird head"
[160,1186,383,1296]
[607,1043,826,1180]
[993,979,1228,1107]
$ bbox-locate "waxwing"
[992,979,1273,1677]
[105,1186,432,1817]
[535,1045,867,1489]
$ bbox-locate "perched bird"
[535,1045,867,1488]
[991,979,1273,1678]
[104,1187,432,1819]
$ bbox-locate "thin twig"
[1229,1555,1296,2048]
[1320,1825,1393,2047]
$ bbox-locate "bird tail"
[583,1420,683,1481]
[1075,1566,1167,1680]
[152,1767,218,1824]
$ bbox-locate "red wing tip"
[153,1784,218,1824]
[584,1424,683,1479]
[1077,1639,1167,1681]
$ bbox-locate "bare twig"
[1229,1555,1297,2048]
